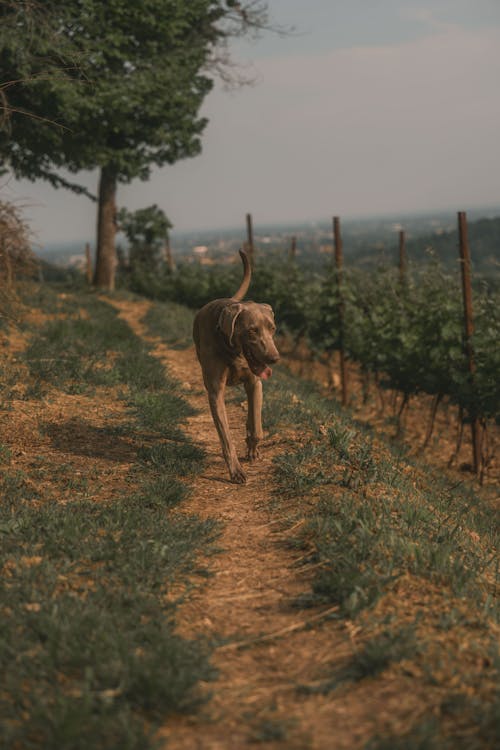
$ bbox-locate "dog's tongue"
[259,366,272,380]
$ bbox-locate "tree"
[117,204,173,273]
[0,198,35,287]
[1,1,273,290]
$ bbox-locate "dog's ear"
[217,303,243,346]
[259,303,274,315]
[259,303,275,322]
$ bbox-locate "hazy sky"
[3,0,500,245]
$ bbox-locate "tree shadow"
[42,417,138,463]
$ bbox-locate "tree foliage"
[0,0,92,194]
[1,1,274,287]
[1,0,273,186]
[117,204,172,272]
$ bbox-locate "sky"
[3,0,500,246]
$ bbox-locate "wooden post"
[246,212,255,267]
[85,243,92,285]
[333,216,348,406]
[164,229,175,272]
[289,235,297,261]
[457,211,481,475]
[398,229,406,284]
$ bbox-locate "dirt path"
[106,299,429,750]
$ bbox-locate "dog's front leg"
[208,388,247,484]
[244,376,263,462]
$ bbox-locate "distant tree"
[118,205,173,273]
[0,1,275,290]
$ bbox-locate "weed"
[328,422,357,461]
[24,317,114,393]
[263,367,341,433]
[115,345,167,391]
[129,390,195,437]
[138,439,205,476]
[300,625,419,695]
[131,475,188,509]
[365,719,441,750]
[142,300,195,349]
[273,444,327,497]
[0,441,12,461]
[1,469,42,503]
[309,497,392,616]
[249,718,290,743]
[366,690,500,750]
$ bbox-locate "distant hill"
[338,214,500,276]
[404,216,500,272]
[36,240,91,264]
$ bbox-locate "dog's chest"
[227,354,251,386]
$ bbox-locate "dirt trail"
[106,299,427,750]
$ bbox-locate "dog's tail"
[231,249,251,301]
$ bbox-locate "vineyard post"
[85,242,92,285]
[333,216,348,406]
[246,212,255,268]
[457,210,481,475]
[398,229,406,284]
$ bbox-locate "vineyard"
[125,236,500,482]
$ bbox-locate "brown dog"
[193,250,279,483]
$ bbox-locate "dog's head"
[217,301,280,379]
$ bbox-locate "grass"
[299,625,419,695]
[0,284,218,749]
[248,718,290,743]
[141,298,196,349]
[269,363,499,748]
[366,697,500,750]
[22,299,167,396]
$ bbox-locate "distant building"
[66,254,86,270]
[193,245,208,256]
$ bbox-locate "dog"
[193,250,279,484]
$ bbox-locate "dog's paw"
[246,447,261,462]
[230,462,247,484]
[246,437,261,462]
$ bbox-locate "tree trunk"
[164,229,175,272]
[93,166,117,290]
[422,392,443,451]
[85,242,92,285]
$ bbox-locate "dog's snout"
[268,350,280,364]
